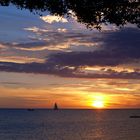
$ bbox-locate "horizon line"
[0,108,140,110]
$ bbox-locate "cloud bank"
[0,28,140,79]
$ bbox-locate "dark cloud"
[0,62,75,76]
[0,28,140,79]
[0,61,140,79]
[47,51,126,67]
[48,28,140,67]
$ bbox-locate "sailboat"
[54,103,59,110]
[130,115,140,118]
[27,108,34,111]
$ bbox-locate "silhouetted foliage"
[0,0,139,29]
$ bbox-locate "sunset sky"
[0,5,140,109]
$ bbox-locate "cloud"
[0,44,8,51]
[0,27,139,79]
[40,15,68,23]
[0,61,140,79]
[47,28,140,67]
[57,28,67,32]
[6,27,102,51]
[0,56,44,63]
[24,26,50,33]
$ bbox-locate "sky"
[0,5,140,109]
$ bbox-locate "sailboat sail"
[54,103,58,110]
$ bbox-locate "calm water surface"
[0,109,140,140]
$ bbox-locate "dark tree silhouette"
[0,0,139,29]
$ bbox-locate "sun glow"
[92,100,104,108]
[92,95,105,109]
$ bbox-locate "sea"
[0,109,140,140]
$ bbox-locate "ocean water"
[0,109,140,140]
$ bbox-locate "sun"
[90,94,107,109]
[92,100,104,108]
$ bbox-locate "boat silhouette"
[130,115,140,118]
[27,108,34,111]
[54,103,58,110]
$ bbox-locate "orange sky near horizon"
[0,72,140,109]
